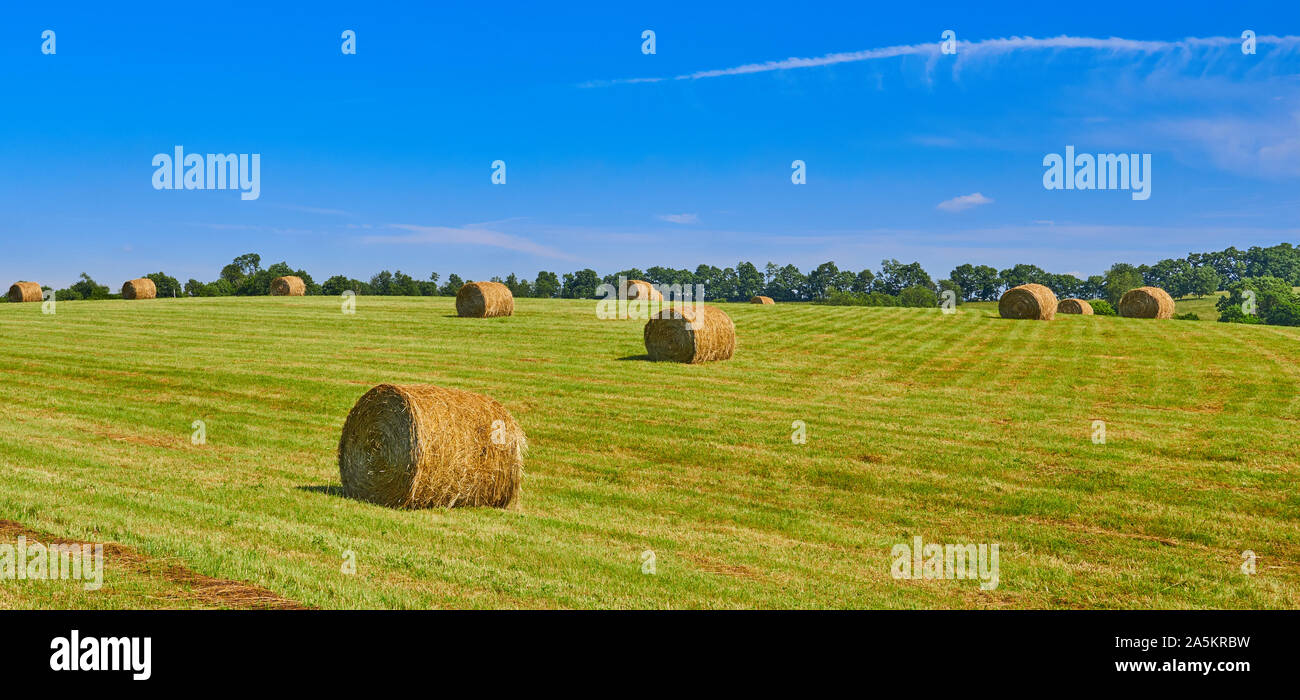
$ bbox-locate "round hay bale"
[1057,298,1094,315]
[998,283,1057,320]
[7,282,42,303]
[621,279,663,302]
[122,278,156,300]
[456,281,514,318]
[338,384,526,509]
[270,275,306,296]
[1119,286,1175,319]
[750,296,775,305]
[643,304,735,363]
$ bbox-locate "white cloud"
[281,204,352,217]
[936,193,993,212]
[657,213,700,224]
[367,223,578,260]
[584,34,1300,87]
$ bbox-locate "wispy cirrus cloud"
[937,193,993,212]
[280,204,352,217]
[657,213,700,224]
[366,223,578,260]
[582,34,1300,87]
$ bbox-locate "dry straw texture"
[1057,298,1094,315]
[122,278,157,300]
[270,275,306,296]
[999,283,1057,320]
[456,281,514,318]
[622,279,664,302]
[644,304,736,363]
[1119,286,1175,319]
[338,384,526,509]
[750,296,775,305]
[7,282,41,303]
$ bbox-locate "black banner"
[4,610,1293,687]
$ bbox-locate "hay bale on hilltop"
[338,384,526,509]
[621,279,663,302]
[1057,298,1094,315]
[1119,286,1175,319]
[750,296,775,305]
[7,282,42,303]
[644,304,735,363]
[122,278,156,300]
[270,275,306,296]
[999,283,1057,320]
[456,281,514,318]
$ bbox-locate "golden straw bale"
[122,278,157,300]
[338,384,526,509]
[1057,298,1094,315]
[750,296,775,305]
[643,304,735,363]
[999,283,1057,320]
[456,281,514,318]
[621,279,663,302]
[270,275,306,296]
[7,282,41,303]
[1119,286,1175,319]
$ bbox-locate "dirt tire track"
[0,520,306,610]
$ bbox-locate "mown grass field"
[1,296,1297,609]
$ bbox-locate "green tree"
[851,269,875,294]
[763,264,806,301]
[562,269,601,298]
[68,273,110,300]
[805,261,842,300]
[1103,263,1145,307]
[1188,266,1220,298]
[735,261,764,300]
[439,274,465,296]
[144,272,182,298]
[532,271,561,298]
[898,285,938,308]
[875,259,934,295]
[937,279,962,305]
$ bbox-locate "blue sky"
[3,1,1299,288]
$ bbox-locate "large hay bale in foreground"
[1057,298,1094,315]
[456,281,514,318]
[621,279,663,302]
[750,296,775,305]
[7,282,41,303]
[999,283,1057,320]
[270,275,306,296]
[122,278,156,300]
[338,384,526,509]
[1119,286,1175,319]
[644,304,736,363]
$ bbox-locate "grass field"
[1,296,1298,609]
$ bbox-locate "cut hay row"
[121,278,156,300]
[1119,286,1175,319]
[7,281,41,303]
[643,303,736,364]
[998,283,1057,320]
[456,281,514,318]
[338,384,526,509]
[750,296,775,305]
[1057,298,1094,315]
[270,275,306,296]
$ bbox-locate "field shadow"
[616,354,654,361]
[297,484,347,498]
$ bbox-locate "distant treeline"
[36,242,1300,326]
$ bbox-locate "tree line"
[37,242,1300,325]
